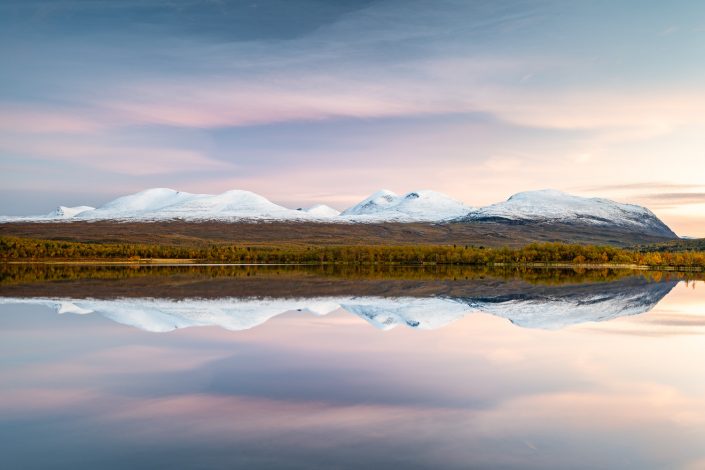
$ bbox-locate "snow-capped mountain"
[80,188,195,218]
[461,189,676,238]
[341,189,473,221]
[73,188,307,221]
[298,204,341,217]
[0,277,678,332]
[0,187,473,223]
[0,187,678,238]
[47,206,96,218]
[341,189,399,215]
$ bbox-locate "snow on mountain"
[76,188,197,220]
[298,204,341,218]
[47,206,95,218]
[0,187,472,223]
[341,189,399,215]
[71,188,309,221]
[150,190,300,220]
[0,205,97,222]
[462,189,676,237]
[85,188,193,217]
[0,187,677,234]
[341,189,473,221]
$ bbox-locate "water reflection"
[0,278,677,331]
[1,266,704,469]
[0,265,690,331]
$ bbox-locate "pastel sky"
[1,0,704,235]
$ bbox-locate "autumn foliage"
[1,237,704,269]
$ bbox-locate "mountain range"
[0,187,677,238]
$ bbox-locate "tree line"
[1,236,705,269]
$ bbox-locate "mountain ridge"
[0,187,677,239]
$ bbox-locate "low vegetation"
[2,236,704,270]
[635,238,705,252]
[0,220,677,248]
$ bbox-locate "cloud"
[638,192,705,205]
[0,0,551,131]
[0,106,104,133]
[99,80,451,129]
[579,182,705,192]
[0,136,232,175]
[472,88,705,139]
[4,0,703,140]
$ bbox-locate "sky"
[1,0,704,235]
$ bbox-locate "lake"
[1,265,704,469]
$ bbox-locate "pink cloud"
[475,88,705,136]
[0,106,104,133]
[100,83,447,129]
[0,137,232,175]
[0,388,101,416]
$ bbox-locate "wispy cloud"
[579,182,705,192]
[638,192,705,205]
[0,105,105,133]
[0,136,232,175]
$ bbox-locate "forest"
[2,236,705,270]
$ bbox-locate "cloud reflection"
[0,283,704,468]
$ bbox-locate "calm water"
[1,265,704,469]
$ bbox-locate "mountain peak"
[341,189,472,220]
[507,189,570,201]
[47,205,96,218]
[300,204,341,217]
[464,189,675,238]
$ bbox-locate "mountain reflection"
[1,270,703,469]
[0,265,681,331]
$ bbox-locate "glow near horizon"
[0,1,704,235]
